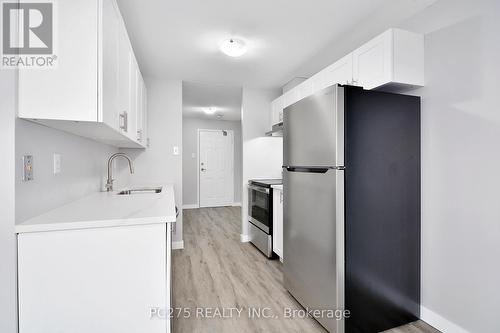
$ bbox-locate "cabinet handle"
[119,111,128,132]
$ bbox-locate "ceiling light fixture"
[204,107,216,115]
[219,38,248,57]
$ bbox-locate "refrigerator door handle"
[283,166,345,173]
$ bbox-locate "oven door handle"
[248,185,270,194]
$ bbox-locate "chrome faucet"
[106,153,134,192]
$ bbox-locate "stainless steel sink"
[117,187,163,195]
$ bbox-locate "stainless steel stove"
[247,179,282,258]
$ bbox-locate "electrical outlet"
[23,155,34,181]
[173,146,179,155]
[53,153,61,175]
[191,153,196,159]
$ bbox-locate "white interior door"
[199,130,234,207]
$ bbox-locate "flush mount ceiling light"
[219,38,248,57]
[204,107,216,115]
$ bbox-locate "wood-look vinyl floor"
[172,207,440,333]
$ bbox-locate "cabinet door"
[18,0,98,121]
[126,58,138,141]
[271,96,283,126]
[18,225,168,333]
[101,0,120,129]
[283,89,299,108]
[352,30,392,89]
[141,80,148,146]
[313,54,353,92]
[117,27,132,136]
[324,54,353,88]
[135,73,146,144]
[296,80,313,101]
[273,188,284,259]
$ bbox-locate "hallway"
[172,207,439,333]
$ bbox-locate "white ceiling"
[117,0,437,89]
[182,82,242,121]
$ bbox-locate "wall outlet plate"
[23,155,34,181]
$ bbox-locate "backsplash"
[15,119,119,223]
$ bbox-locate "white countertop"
[15,184,177,234]
[271,184,283,190]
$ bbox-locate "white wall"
[119,78,184,244]
[182,117,242,207]
[240,88,283,239]
[398,1,500,332]
[15,120,118,223]
[0,70,18,332]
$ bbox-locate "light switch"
[173,146,179,155]
[53,153,61,175]
[191,153,196,159]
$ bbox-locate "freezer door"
[283,85,344,168]
[283,168,345,333]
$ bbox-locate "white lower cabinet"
[17,223,172,333]
[273,187,284,260]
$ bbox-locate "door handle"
[119,111,128,132]
[248,185,270,194]
[283,166,345,173]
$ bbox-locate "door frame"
[197,129,235,208]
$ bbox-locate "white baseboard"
[182,204,199,210]
[232,202,242,207]
[172,240,184,250]
[420,306,469,333]
[240,234,251,243]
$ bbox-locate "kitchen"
[1,0,500,333]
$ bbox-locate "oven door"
[248,184,271,234]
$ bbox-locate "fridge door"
[283,85,344,168]
[283,168,345,333]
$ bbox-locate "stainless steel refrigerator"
[283,84,421,333]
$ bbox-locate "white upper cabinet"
[269,28,424,127]
[352,31,392,89]
[139,78,148,145]
[352,28,424,90]
[313,53,354,92]
[283,89,299,108]
[270,96,284,129]
[133,66,147,144]
[18,0,99,122]
[101,0,120,131]
[17,0,147,148]
[296,79,313,101]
